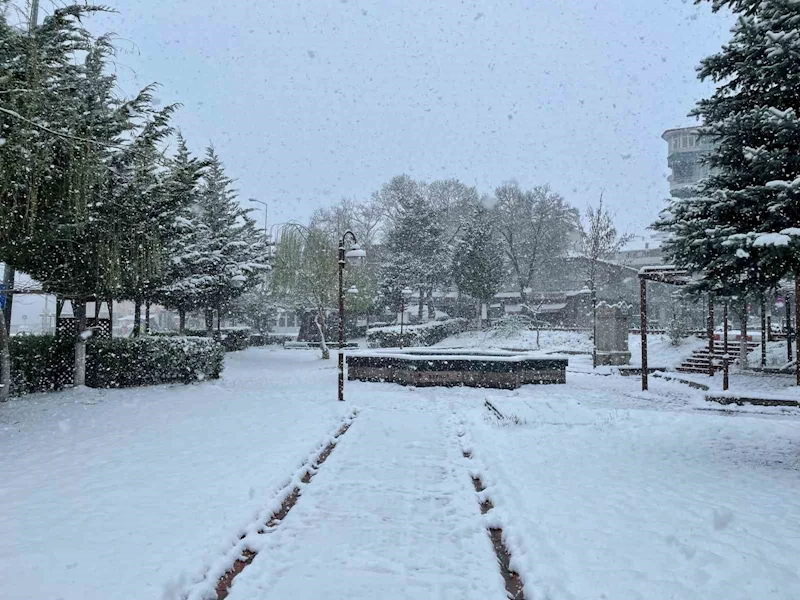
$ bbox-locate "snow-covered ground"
[0,349,350,600]
[2,346,799,599]
[436,328,593,353]
[461,377,800,599]
[438,328,703,369]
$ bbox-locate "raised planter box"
[706,393,800,407]
[284,341,359,350]
[346,348,567,389]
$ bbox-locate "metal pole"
[338,239,345,402]
[761,296,767,367]
[787,294,793,363]
[592,282,597,369]
[796,276,799,386]
[640,276,648,391]
[708,293,714,377]
[400,296,405,347]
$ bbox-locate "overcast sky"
[6,0,734,324]
[75,0,733,231]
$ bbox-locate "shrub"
[366,318,470,348]
[218,327,250,352]
[86,336,224,387]
[154,327,251,352]
[490,314,535,337]
[8,335,72,395]
[7,334,223,396]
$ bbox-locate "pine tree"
[452,206,505,326]
[195,146,267,332]
[381,180,446,320]
[657,0,800,295]
[154,134,209,332]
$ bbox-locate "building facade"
[662,126,717,196]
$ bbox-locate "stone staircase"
[676,340,760,375]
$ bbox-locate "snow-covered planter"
[347,348,568,388]
[366,318,471,348]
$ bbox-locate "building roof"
[662,126,701,139]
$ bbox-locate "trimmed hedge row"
[366,318,471,348]
[7,335,224,396]
[249,333,296,346]
[156,327,251,352]
[87,337,224,388]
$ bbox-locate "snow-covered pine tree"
[656,0,800,361]
[452,205,505,327]
[110,85,179,336]
[380,179,447,320]
[154,133,209,333]
[195,146,267,333]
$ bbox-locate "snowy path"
[224,398,506,600]
[0,349,349,600]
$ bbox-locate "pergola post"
[787,292,793,363]
[796,276,800,386]
[707,293,714,377]
[640,275,648,391]
[761,296,767,368]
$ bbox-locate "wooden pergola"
[638,267,800,390]
[638,266,690,391]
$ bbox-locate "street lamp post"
[590,280,597,369]
[399,287,413,347]
[338,231,366,402]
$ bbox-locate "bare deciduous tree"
[493,183,578,305]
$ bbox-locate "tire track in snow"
[453,401,526,600]
[183,410,358,600]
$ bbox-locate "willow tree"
[271,224,338,358]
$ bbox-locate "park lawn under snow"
[438,328,703,369]
[2,345,800,599]
[0,349,350,600]
[457,375,800,600]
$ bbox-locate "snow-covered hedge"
[366,318,471,348]
[7,335,223,396]
[87,337,224,387]
[8,335,70,395]
[156,327,251,352]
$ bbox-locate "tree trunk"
[476,299,482,330]
[417,288,424,321]
[132,301,142,337]
[2,266,14,332]
[74,298,87,388]
[739,302,748,367]
[0,308,10,401]
[144,301,151,336]
[316,309,329,359]
[205,307,214,333]
[426,291,436,321]
[178,308,186,334]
